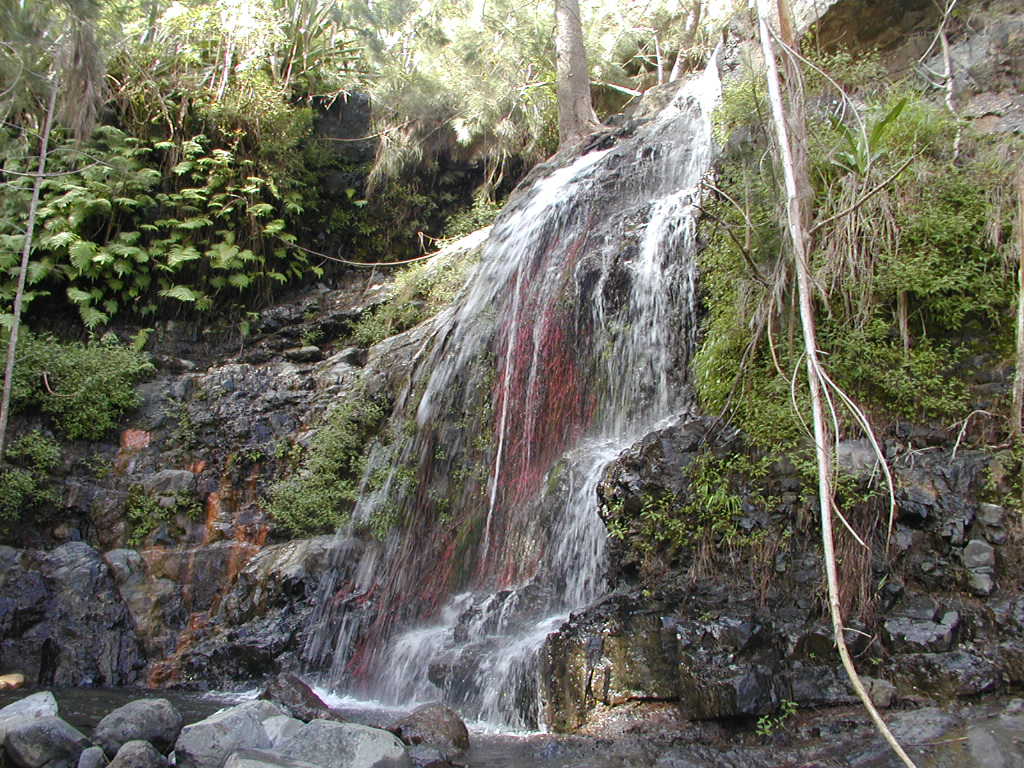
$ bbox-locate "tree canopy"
[0,0,721,330]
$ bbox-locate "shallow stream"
[0,687,643,768]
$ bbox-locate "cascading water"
[303,53,721,731]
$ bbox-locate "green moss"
[267,390,389,537]
[351,244,480,347]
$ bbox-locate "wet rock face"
[596,416,733,586]
[543,405,1023,733]
[173,536,350,688]
[0,543,143,688]
[811,0,936,53]
[541,592,805,731]
[0,264,441,687]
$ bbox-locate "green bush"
[10,331,154,440]
[0,431,62,525]
[443,194,502,240]
[608,450,775,562]
[0,126,315,327]
[697,60,1016,452]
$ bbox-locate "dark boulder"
[180,618,295,688]
[257,674,343,723]
[0,543,143,687]
[882,611,960,653]
[93,699,183,758]
[387,704,469,756]
[894,650,1002,697]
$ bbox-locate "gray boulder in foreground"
[224,750,319,768]
[93,699,183,757]
[77,746,109,768]
[0,692,59,720]
[0,692,60,742]
[107,741,168,768]
[173,707,272,768]
[229,701,287,723]
[261,716,303,749]
[4,715,91,768]
[280,720,411,768]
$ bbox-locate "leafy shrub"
[820,320,969,422]
[0,126,315,327]
[607,450,775,561]
[697,60,1016,452]
[124,486,167,547]
[124,486,203,547]
[0,431,62,525]
[267,391,388,537]
[443,194,502,240]
[10,331,154,440]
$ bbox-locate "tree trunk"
[1011,168,1024,439]
[669,1,702,82]
[0,85,57,460]
[555,0,597,147]
[897,290,910,354]
[755,1,917,765]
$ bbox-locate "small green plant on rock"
[124,487,204,547]
[350,245,481,347]
[442,193,502,240]
[756,699,798,737]
[0,431,62,528]
[125,487,169,547]
[643,452,773,550]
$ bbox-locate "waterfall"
[303,54,721,731]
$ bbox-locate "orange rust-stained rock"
[121,429,152,450]
[225,536,260,586]
[116,429,152,473]
[147,612,209,687]
[204,492,223,544]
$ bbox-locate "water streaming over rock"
[302,56,721,730]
